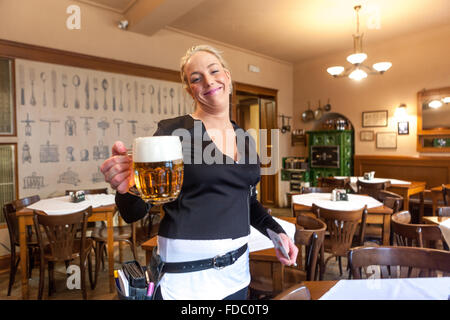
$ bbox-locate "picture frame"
[362,110,388,128]
[360,130,374,141]
[0,58,16,136]
[376,132,397,149]
[398,121,409,135]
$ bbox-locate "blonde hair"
[180,45,232,93]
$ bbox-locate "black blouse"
[116,115,285,240]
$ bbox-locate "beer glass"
[128,136,184,205]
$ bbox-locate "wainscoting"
[354,155,450,189]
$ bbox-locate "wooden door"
[260,98,277,206]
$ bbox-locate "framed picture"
[0,58,16,136]
[360,130,374,141]
[398,121,409,135]
[362,110,388,128]
[376,132,397,149]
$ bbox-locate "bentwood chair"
[318,177,352,192]
[312,203,367,278]
[356,180,391,199]
[272,284,311,300]
[391,211,447,250]
[348,246,450,279]
[2,195,41,296]
[442,185,450,206]
[33,207,96,299]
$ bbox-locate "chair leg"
[80,257,87,300]
[338,257,343,276]
[7,247,18,296]
[28,247,34,279]
[48,261,55,296]
[87,249,95,290]
[93,242,104,289]
[38,261,45,300]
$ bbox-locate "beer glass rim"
[133,135,183,163]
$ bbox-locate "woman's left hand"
[274,233,299,266]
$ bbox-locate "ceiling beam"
[125,0,207,36]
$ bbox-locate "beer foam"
[133,136,183,162]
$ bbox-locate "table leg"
[18,216,29,299]
[382,214,390,246]
[431,191,439,216]
[419,191,425,223]
[107,212,114,293]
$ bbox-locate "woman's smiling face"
[184,51,231,111]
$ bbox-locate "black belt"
[161,243,248,274]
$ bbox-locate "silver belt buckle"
[212,254,226,270]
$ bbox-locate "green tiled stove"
[307,130,354,186]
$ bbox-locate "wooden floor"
[0,207,369,300]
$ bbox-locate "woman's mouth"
[204,87,222,96]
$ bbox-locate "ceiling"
[79,0,450,63]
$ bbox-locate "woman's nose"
[203,74,215,86]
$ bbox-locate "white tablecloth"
[292,193,383,211]
[248,217,296,253]
[26,194,116,215]
[320,277,450,300]
[438,219,450,246]
[334,176,411,192]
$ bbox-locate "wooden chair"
[318,177,352,192]
[283,215,327,287]
[272,284,311,300]
[437,206,450,217]
[391,211,446,249]
[442,185,449,206]
[356,179,391,199]
[65,188,108,196]
[2,195,41,296]
[301,186,333,194]
[33,207,96,299]
[348,246,450,279]
[311,203,367,278]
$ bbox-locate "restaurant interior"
[0,0,449,301]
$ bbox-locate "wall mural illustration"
[16,59,194,199]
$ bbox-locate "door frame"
[231,81,279,207]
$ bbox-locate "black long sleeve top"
[115,115,285,241]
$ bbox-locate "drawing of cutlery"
[29,68,36,106]
[102,79,108,110]
[157,86,161,114]
[163,87,167,114]
[134,81,138,113]
[61,73,68,108]
[119,80,124,112]
[51,70,57,108]
[73,75,80,109]
[40,72,47,107]
[85,77,90,109]
[170,88,175,115]
[126,82,131,112]
[149,85,154,114]
[19,65,25,105]
[93,78,99,110]
[141,84,146,113]
[112,78,116,111]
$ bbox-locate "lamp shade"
[428,100,443,109]
[327,66,345,76]
[442,96,450,103]
[348,69,367,81]
[394,104,407,120]
[346,53,367,64]
[373,62,392,73]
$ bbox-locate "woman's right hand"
[100,141,133,194]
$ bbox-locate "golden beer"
[129,136,184,205]
[133,159,184,204]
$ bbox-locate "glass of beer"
[128,136,184,205]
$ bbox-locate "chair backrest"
[301,186,333,194]
[318,177,349,189]
[272,284,311,300]
[442,185,449,206]
[391,211,445,249]
[349,246,450,279]
[437,206,450,217]
[356,180,390,198]
[377,190,403,213]
[312,204,367,256]
[65,188,108,195]
[33,207,92,261]
[295,215,327,281]
[2,195,41,245]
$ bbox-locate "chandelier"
[327,5,392,80]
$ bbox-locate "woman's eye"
[211,70,219,74]
[190,77,200,83]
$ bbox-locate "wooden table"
[303,280,338,300]
[293,202,393,245]
[423,216,450,225]
[431,184,449,216]
[17,203,117,299]
[387,181,426,219]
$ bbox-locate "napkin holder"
[69,191,85,203]
[331,189,348,201]
[363,171,375,180]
